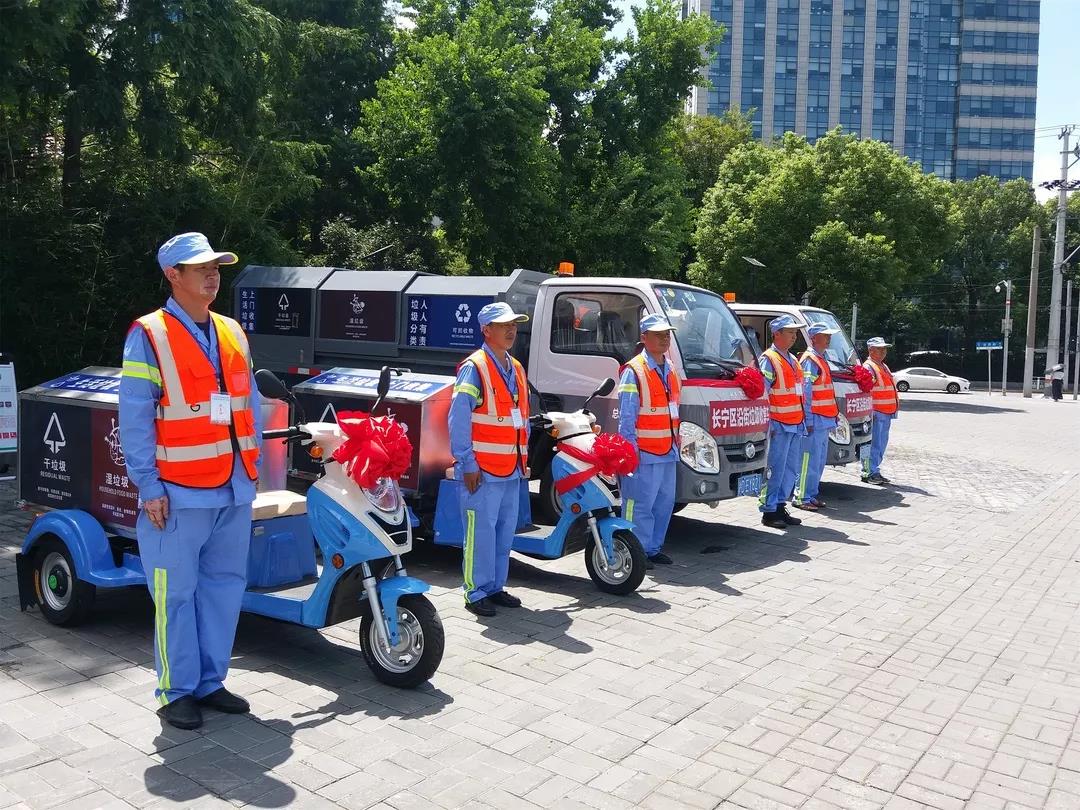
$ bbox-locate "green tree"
[690,130,952,326]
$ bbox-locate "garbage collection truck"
[233,266,769,524]
[729,302,872,467]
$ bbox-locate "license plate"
[737,473,762,497]
[858,443,871,461]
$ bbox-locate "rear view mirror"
[377,366,391,400]
[255,369,290,401]
[595,377,615,398]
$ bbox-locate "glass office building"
[683,0,1039,181]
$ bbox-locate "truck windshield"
[803,309,858,369]
[654,285,756,372]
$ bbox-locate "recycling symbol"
[455,303,472,323]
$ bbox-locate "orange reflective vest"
[799,350,839,418]
[134,309,259,488]
[463,348,529,477]
[626,353,680,456]
[866,359,899,414]
[763,349,804,425]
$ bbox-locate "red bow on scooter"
[555,433,639,495]
[332,411,413,488]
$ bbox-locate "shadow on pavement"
[898,397,1024,415]
[815,481,906,525]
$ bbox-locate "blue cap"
[157,232,238,271]
[808,322,839,337]
[866,336,892,348]
[640,313,676,333]
[478,301,529,326]
[769,314,804,333]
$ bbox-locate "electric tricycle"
[432,377,649,595]
[16,367,444,688]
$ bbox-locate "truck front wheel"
[33,537,96,626]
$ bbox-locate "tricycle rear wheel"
[585,529,646,595]
[360,594,444,688]
[33,537,96,626]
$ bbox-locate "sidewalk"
[2,391,1079,809]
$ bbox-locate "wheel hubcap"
[370,607,424,673]
[40,553,72,611]
[593,538,633,584]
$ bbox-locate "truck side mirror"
[255,369,291,401]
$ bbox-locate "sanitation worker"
[758,314,806,529]
[617,313,681,568]
[448,302,531,617]
[792,323,840,511]
[119,232,262,730]
[862,336,898,485]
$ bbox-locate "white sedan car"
[893,367,970,394]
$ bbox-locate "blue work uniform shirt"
[801,349,840,431]
[617,350,678,465]
[759,344,806,436]
[119,297,263,508]
[448,344,529,480]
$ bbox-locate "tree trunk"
[61,96,82,211]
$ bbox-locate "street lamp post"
[741,256,765,301]
[995,279,1012,396]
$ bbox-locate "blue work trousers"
[794,427,830,505]
[137,504,252,705]
[460,477,519,603]
[619,460,676,557]
[864,412,893,476]
[760,425,802,513]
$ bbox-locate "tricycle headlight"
[829,415,851,446]
[598,472,617,486]
[361,476,402,513]
[678,422,720,474]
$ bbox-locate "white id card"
[511,408,523,429]
[210,392,232,425]
[669,402,679,418]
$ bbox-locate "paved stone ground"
[2,390,1080,809]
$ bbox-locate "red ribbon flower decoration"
[555,433,639,494]
[734,365,766,400]
[332,411,413,489]
[852,364,874,393]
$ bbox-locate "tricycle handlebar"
[262,427,312,441]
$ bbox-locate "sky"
[613,0,1077,201]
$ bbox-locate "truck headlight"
[678,422,720,474]
[829,415,851,446]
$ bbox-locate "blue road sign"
[976,341,1003,351]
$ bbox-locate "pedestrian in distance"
[448,302,531,618]
[617,314,681,569]
[1051,364,1064,401]
[119,232,263,730]
[792,323,840,511]
[758,314,807,529]
[862,337,898,485]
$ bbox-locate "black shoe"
[488,591,521,608]
[158,696,203,730]
[648,552,673,565]
[865,473,887,485]
[878,474,891,483]
[465,597,496,617]
[761,511,788,529]
[198,688,249,714]
[776,505,802,526]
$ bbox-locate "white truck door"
[530,286,650,407]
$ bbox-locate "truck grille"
[723,439,767,462]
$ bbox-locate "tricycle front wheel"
[585,529,647,595]
[360,594,444,688]
[33,537,96,626]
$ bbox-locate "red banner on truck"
[709,400,770,436]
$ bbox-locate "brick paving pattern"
[1,391,1079,809]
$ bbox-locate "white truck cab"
[730,303,873,467]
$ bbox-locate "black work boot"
[761,511,787,529]
[198,688,250,714]
[465,597,496,617]
[776,505,802,526]
[158,696,203,730]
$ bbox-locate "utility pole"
[1066,280,1073,385]
[851,302,858,349]
[1001,279,1012,395]
[1022,225,1040,398]
[1046,126,1074,369]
